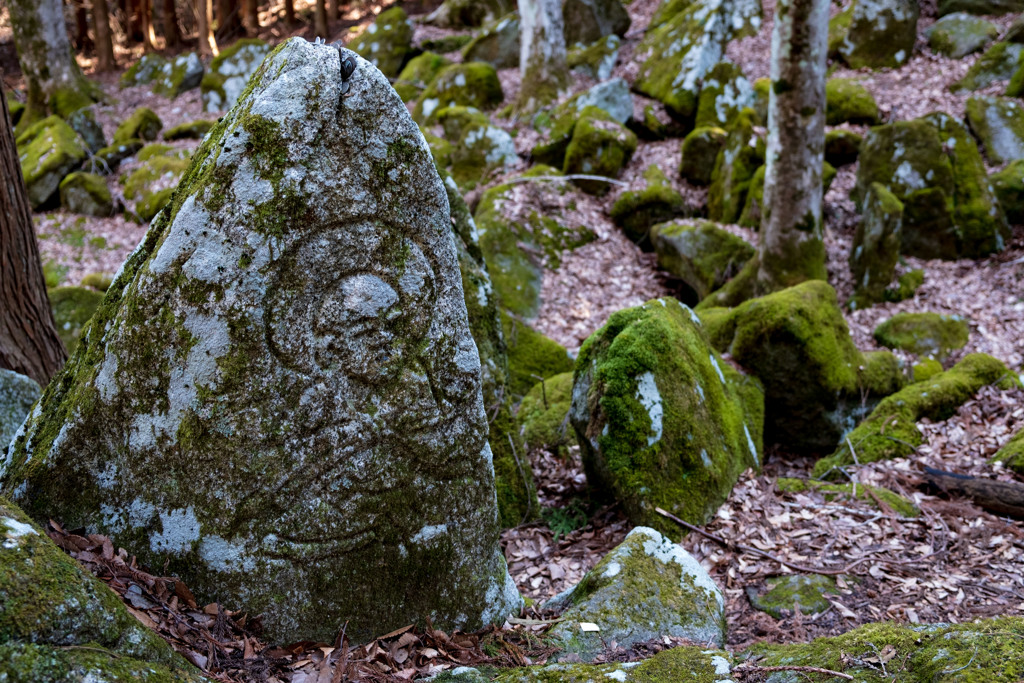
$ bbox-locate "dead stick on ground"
[735,663,854,680]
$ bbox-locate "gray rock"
[544,527,727,661]
[153,52,205,98]
[201,38,271,112]
[832,0,919,69]
[119,53,169,88]
[939,0,1024,15]
[59,171,115,217]
[15,116,88,209]
[651,220,755,302]
[567,35,620,81]
[1,38,521,645]
[966,95,1024,164]
[926,12,999,58]
[850,182,903,309]
[0,370,39,452]
[952,41,1024,91]
[695,61,754,129]
[563,0,630,47]
[462,13,520,68]
[66,106,107,153]
[570,77,633,124]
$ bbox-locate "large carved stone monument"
[1,38,521,643]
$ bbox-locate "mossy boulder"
[474,167,596,319]
[422,34,475,53]
[435,106,518,190]
[563,108,638,195]
[849,182,903,309]
[939,0,1024,14]
[912,356,944,382]
[0,370,40,450]
[679,126,727,186]
[953,41,1024,91]
[569,297,764,533]
[544,527,726,660]
[825,129,862,167]
[694,61,754,130]
[530,80,633,167]
[776,477,920,516]
[814,353,1017,475]
[991,158,1024,222]
[567,35,620,81]
[66,106,106,153]
[874,311,970,360]
[47,285,104,354]
[1,39,522,644]
[6,95,24,128]
[442,171,538,529]
[0,496,210,682]
[992,426,1024,474]
[15,116,88,209]
[164,119,217,141]
[749,616,1024,681]
[885,268,925,303]
[489,645,735,682]
[95,139,144,172]
[927,12,999,58]
[59,171,114,217]
[113,107,162,144]
[200,38,271,112]
[965,95,1024,164]
[825,78,880,126]
[152,52,205,98]
[423,0,515,29]
[462,13,519,68]
[347,6,414,79]
[708,108,764,224]
[567,77,634,124]
[831,0,918,69]
[119,53,169,88]
[501,311,575,398]
[650,221,755,303]
[119,144,190,223]
[610,165,691,249]
[563,0,630,47]
[854,114,1008,259]
[746,573,838,619]
[517,372,576,455]
[393,52,451,102]
[701,280,905,453]
[81,272,114,291]
[413,62,503,123]
[633,0,761,119]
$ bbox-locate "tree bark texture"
[93,0,117,71]
[242,0,259,35]
[516,0,568,113]
[216,0,243,40]
[128,0,143,40]
[283,0,295,26]
[924,467,1024,519]
[162,0,181,47]
[9,0,99,120]
[196,0,218,56]
[314,0,328,39]
[0,81,67,386]
[74,0,94,51]
[140,0,157,49]
[758,0,829,292]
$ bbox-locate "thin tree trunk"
[196,0,218,56]
[75,0,93,52]
[314,0,328,39]
[162,0,181,47]
[0,80,68,386]
[94,0,116,71]
[283,0,295,26]
[216,0,242,40]
[516,0,568,113]
[242,0,259,35]
[128,0,143,42]
[9,0,101,121]
[139,0,156,49]
[757,0,829,291]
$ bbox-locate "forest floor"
[3,0,1024,680]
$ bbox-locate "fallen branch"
[734,663,854,680]
[922,467,1024,519]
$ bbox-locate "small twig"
[531,373,549,410]
[734,663,853,680]
[940,644,978,674]
[505,173,629,187]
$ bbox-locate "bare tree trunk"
[516,0,568,113]
[127,0,143,42]
[9,0,102,122]
[139,0,157,49]
[74,0,94,52]
[196,0,218,56]
[242,0,259,35]
[757,0,829,292]
[93,0,116,71]
[0,80,67,386]
[216,0,242,40]
[162,0,181,47]
[283,0,295,26]
[314,0,328,38]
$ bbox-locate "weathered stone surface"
[529,80,632,168]
[952,41,1024,91]
[15,115,88,208]
[413,62,503,123]
[825,78,879,126]
[679,126,727,186]
[966,95,1024,164]
[347,7,414,79]
[831,0,918,69]
[854,114,1008,259]
[567,35,620,81]
[570,297,763,534]
[544,527,727,659]
[992,158,1024,222]
[610,165,692,249]
[1,38,521,644]
[119,53,169,88]
[562,0,630,47]
[113,106,162,144]
[95,139,144,172]
[517,372,576,456]
[59,170,114,217]
[650,220,755,303]
[708,108,763,224]
[926,12,999,58]
[747,574,837,618]
[0,370,39,451]
[66,106,106,153]
[633,0,761,119]
[874,311,970,360]
[435,107,518,190]
[119,143,190,223]
[0,496,210,682]
[694,61,754,130]
[564,107,637,195]
[152,52,205,98]
[424,0,515,29]
[502,312,575,398]
[394,52,451,102]
[462,13,520,68]
[849,182,903,310]
[200,38,271,112]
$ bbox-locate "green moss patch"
[874,311,970,360]
[991,158,1024,222]
[826,78,880,125]
[965,95,1024,164]
[48,286,104,354]
[114,107,163,144]
[564,108,638,195]
[680,126,727,186]
[59,171,114,217]
[164,119,217,141]
[927,12,999,58]
[517,372,576,455]
[849,182,903,309]
[347,6,414,78]
[777,477,920,517]
[747,573,839,618]
[15,116,89,209]
[650,220,755,303]
[709,108,763,224]
[501,312,574,399]
[413,62,503,124]
[953,41,1024,91]
[394,52,451,102]
[610,165,691,248]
